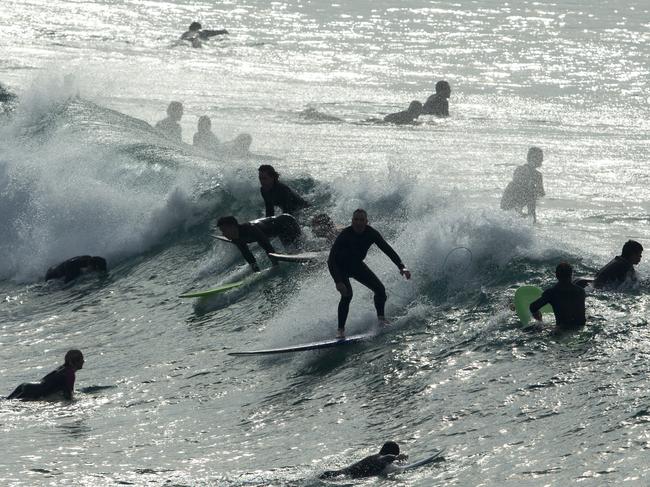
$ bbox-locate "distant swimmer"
[45,255,107,283]
[310,213,342,244]
[222,133,253,157]
[155,101,184,142]
[593,240,643,289]
[193,115,221,152]
[258,164,309,217]
[530,262,586,332]
[383,100,423,125]
[217,214,302,271]
[328,209,411,338]
[180,21,229,48]
[320,441,407,479]
[422,80,451,117]
[7,350,84,401]
[500,146,545,223]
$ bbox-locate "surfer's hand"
[336,282,350,296]
[532,311,542,321]
[251,264,261,272]
[400,268,411,279]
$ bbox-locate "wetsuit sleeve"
[529,289,552,314]
[234,241,258,267]
[199,29,228,39]
[250,225,278,263]
[261,188,274,217]
[372,229,405,270]
[327,233,345,283]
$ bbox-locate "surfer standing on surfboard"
[216,214,302,272]
[328,209,411,339]
[530,262,585,332]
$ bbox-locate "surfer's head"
[64,350,84,370]
[167,101,184,122]
[527,146,543,167]
[258,164,279,190]
[555,262,573,282]
[379,441,400,456]
[189,22,202,32]
[436,80,451,98]
[408,100,423,117]
[622,240,643,264]
[351,208,368,234]
[197,115,211,132]
[217,216,240,240]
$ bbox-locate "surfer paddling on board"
[328,209,411,339]
[383,100,423,125]
[45,255,107,283]
[593,240,643,289]
[217,214,302,272]
[320,441,407,479]
[7,350,84,401]
[180,22,228,48]
[259,164,309,217]
[529,262,585,332]
[500,146,545,223]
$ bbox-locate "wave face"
[1,0,650,486]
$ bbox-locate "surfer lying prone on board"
[179,22,229,48]
[328,209,411,339]
[217,214,302,272]
[7,350,84,401]
[319,441,407,479]
[530,262,585,332]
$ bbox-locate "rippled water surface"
[1,1,649,486]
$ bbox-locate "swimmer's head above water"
[527,146,543,167]
[65,350,85,370]
[197,115,211,132]
[167,101,184,122]
[188,22,202,32]
[379,441,400,456]
[435,80,451,98]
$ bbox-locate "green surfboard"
[514,285,553,326]
[179,281,245,298]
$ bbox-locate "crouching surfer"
[319,441,407,479]
[216,214,302,272]
[7,350,84,401]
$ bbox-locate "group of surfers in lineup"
[5,39,645,478]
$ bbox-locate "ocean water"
[1,0,650,485]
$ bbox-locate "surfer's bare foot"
[336,329,345,339]
[378,316,390,327]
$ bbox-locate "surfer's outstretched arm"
[199,29,229,39]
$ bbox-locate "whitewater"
[1,0,649,485]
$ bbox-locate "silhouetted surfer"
[155,101,183,142]
[328,209,411,338]
[193,115,221,152]
[320,441,407,479]
[180,22,229,48]
[422,80,451,117]
[222,133,253,157]
[45,256,107,283]
[7,350,84,401]
[500,146,545,223]
[383,100,422,125]
[217,214,302,272]
[530,262,586,332]
[593,240,643,289]
[258,164,309,217]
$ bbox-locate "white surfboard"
[268,252,323,263]
[228,332,376,356]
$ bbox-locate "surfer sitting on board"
[500,146,545,223]
[530,262,585,331]
[328,209,411,339]
[180,22,228,48]
[593,240,643,289]
[259,164,309,217]
[193,115,220,152]
[217,214,302,272]
[45,255,107,283]
[7,350,84,401]
[155,101,183,142]
[383,100,423,125]
[319,441,407,479]
[422,80,451,117]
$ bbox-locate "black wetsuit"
[593,256,636,289]
[422,94,449,116]
[328,225,405,330]
[320,453,399,479]
[45,256,107,283]
[383,110,418,124]
[232,215,302,269]
[7,365,76,401]
[529,281,586,331]
[261,181,309,217]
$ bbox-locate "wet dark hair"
[435,80,450,93]
[217,216,239,227]
[90,256,107,272]
[189,22,202,31]
[379,441,400,456]
[352,208,367,218]
[64,349,84,367]
[622,240,643,259]
[555,262,573,281]
[258,164,279,180]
